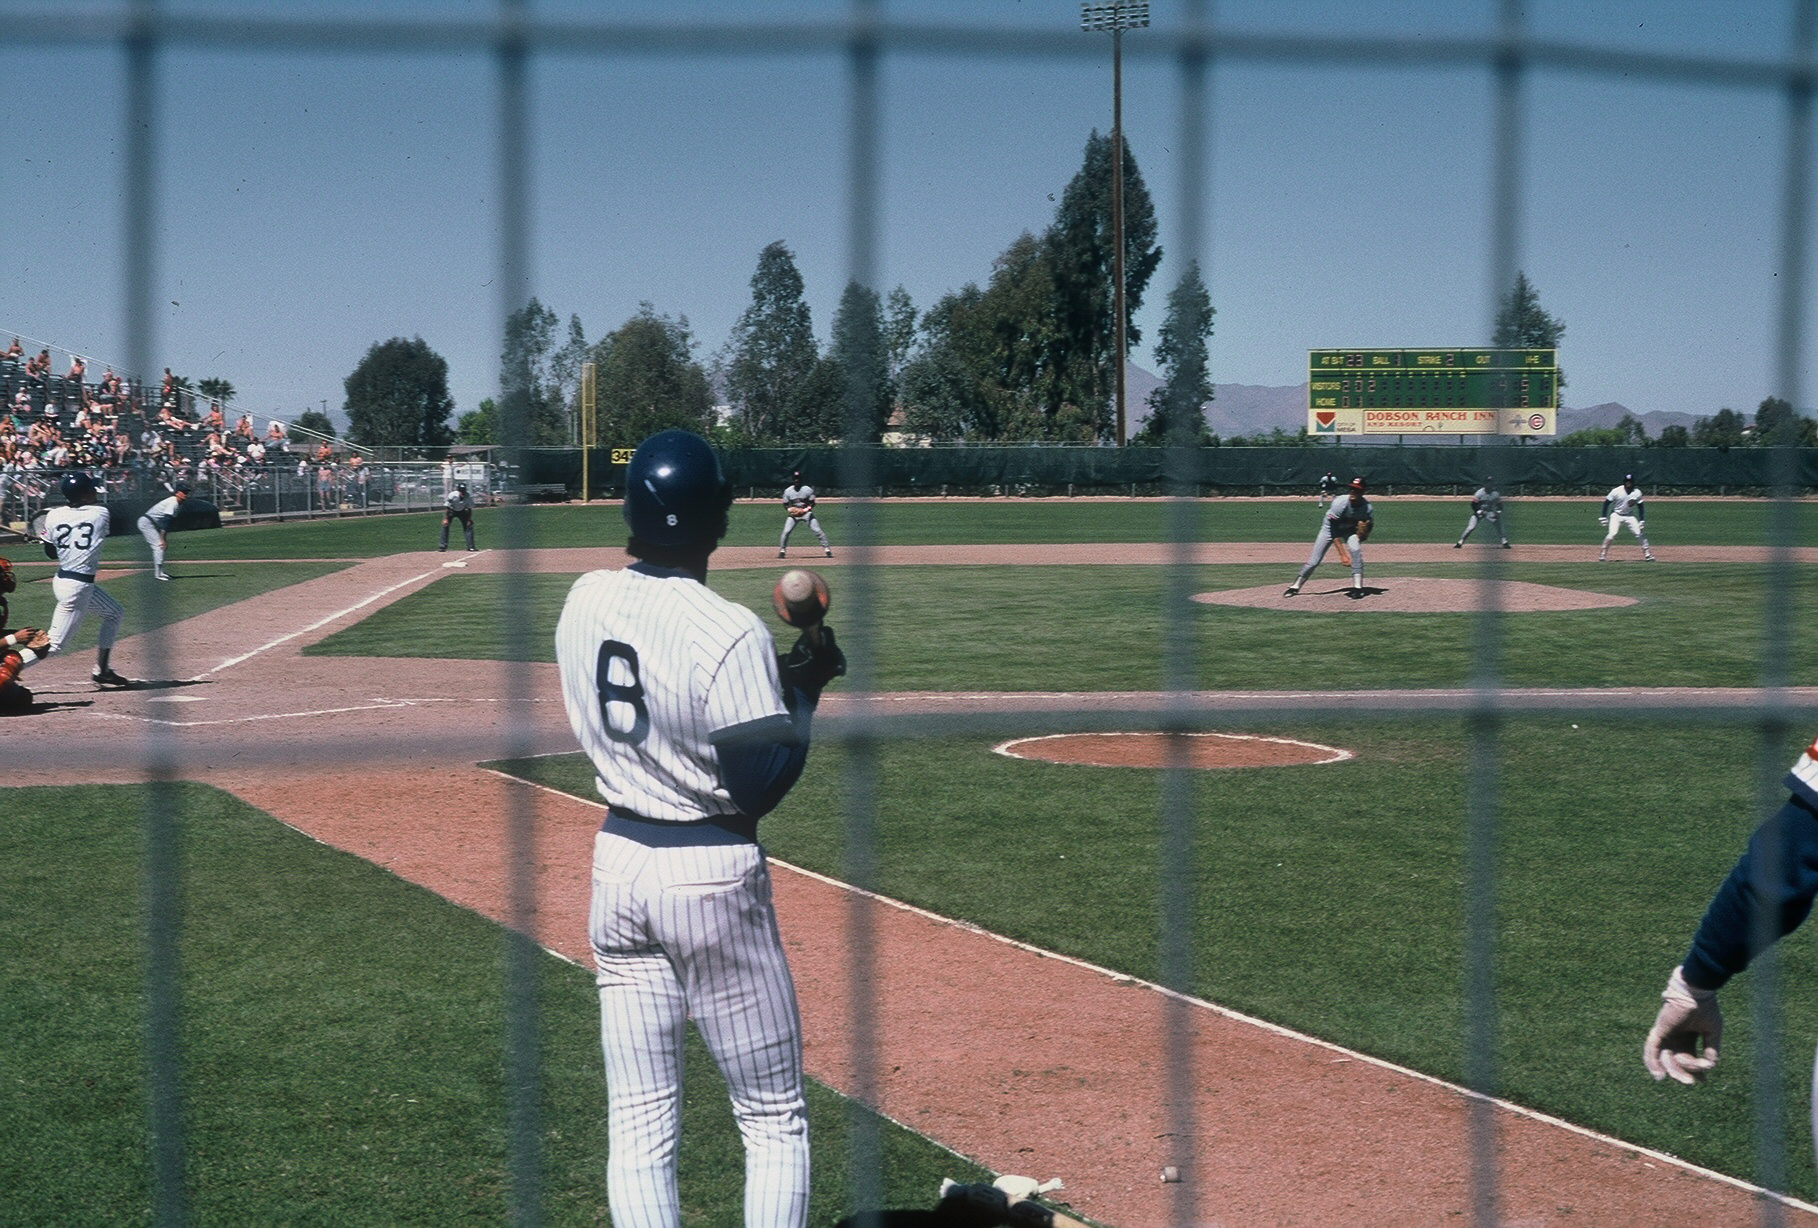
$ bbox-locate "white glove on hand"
[1599,516,1609,526]
[1638,520,1646,531]
[1643,966,1721,1084]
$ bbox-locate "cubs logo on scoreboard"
[1309,349,1558,437]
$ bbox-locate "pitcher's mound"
[996,731,1352,769]
[1196,576,1638,613]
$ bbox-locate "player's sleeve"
[1681,795,1818,990]
[1601,496,1613,517]
[706,619,809,818]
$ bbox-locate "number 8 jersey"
[554,562,792,822]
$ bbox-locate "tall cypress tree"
[1493,271,1567,394]
[1044,130,1162,439]
[725,241,824,443]
[499,298,573,446]
[831,281,893,443]
[1137,261,1216,447]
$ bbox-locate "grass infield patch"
[495,721,1818,1196]
[0,784,980,1224]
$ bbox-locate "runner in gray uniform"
[137,479,190,581]
[1317,470,1339,506]
[556,430,844,1227]
[440,482,475,552]
[777,471,831,559]
[1455,477,1510,549]
[1285,476,1374,600]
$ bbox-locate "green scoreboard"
[1307,348,1558,437]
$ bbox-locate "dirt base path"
[11,545,1815,1226]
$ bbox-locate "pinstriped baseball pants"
[589,830,809,1228]
[46,575,123,658]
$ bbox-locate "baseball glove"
[12,628,49,653]
[788,506,810,519]
[1355,519,1373,542]
[778,625,846,694]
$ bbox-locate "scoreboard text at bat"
[1306,349,1558,437]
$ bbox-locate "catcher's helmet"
[60,471,97,504]
[623,429,731,548]
[0,557,14,594]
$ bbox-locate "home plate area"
[1196,575,1639,613]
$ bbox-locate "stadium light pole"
[1081,0,1149,445]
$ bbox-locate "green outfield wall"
[525,445,1818,499]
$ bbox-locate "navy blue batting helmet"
[60,471,97,503]
[623,429,731,548]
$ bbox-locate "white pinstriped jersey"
[44,504,111,574]
[554,564,790,822]
[1605,484,1644,517]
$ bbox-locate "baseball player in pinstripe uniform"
[555,429,844,1228]
[137,479,189,581]
[1285,476,1374,600]
[1599,473,1656,561]
[39,471,131,687]
[1644,730,1818,1154]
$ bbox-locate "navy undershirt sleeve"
[1682,796,1818,990]
[713,686,817,820]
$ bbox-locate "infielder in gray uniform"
[1285,476,1374,600]
[440,482,475,552]
[1600,473,1655,561]
[1455,477,1510,549]
[555,430,845,1228]
[137,479,190,581]
[777,471,831,558]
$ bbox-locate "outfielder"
[1318,470,1339,505]
[40,471,131,687]
[1599,473,1656,561]
[777,471,831,559]
[1455,477,1511,549]
[0,557,50,711]
[1285,476,1374,600]
[137,479,190,581]
[440,482,475,552]
[1643,730,1818,1156]
[555,429,845,1228]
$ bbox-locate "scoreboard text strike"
[1307,349,1558,437]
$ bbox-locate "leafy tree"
[1043,130,1162,439]
[587,304,715,448]
[1754,395,1817,445]
[1493,271,1567,394]
[197,377,236,404]
[457,397,498,445]
[831,281,893,443]
[293,408,336,438]
[1693,407,1747,451]
[882,286,919,381]
[724,241,830,444]
[344,336,454,449]
[1657,423,1690,447]
[1134,261,1215,447]
[499,298,572,447]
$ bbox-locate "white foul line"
[198,565,444,677]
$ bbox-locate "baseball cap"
[1624,473,1635,482]
[1348,476,1367,491]
[173,480,191,493]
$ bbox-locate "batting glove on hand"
[779,625,846,694]
[1638,520,1646,531]
[1643,966,1722,1085]
[1599,517,1609,527]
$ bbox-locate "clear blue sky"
[2,0,1812,431]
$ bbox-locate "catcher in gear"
[1285,476,1374,600]
[0,557,50,712]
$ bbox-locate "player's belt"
[56,569,96,583]
[603,809,758,846]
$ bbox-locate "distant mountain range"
[1122,364,1698,442]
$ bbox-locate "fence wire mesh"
[7,2,1818,1224]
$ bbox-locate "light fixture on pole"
[1080,0,1148,446]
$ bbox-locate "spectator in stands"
[160,368,176,411]
[158,400,191,433]
[2,339,21,363]
[246,438,266,465]
[202,402,225,433]
[265,419,289,452]
[314,441,333,465]
[233,413,254,441]
[24,350,49,388]
[98,368,121,404]
[12,389,30,417]
[67,355,85,384]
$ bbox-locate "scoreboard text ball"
[1307,348,1558,437]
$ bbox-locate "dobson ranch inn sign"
[1307,349,1558,437]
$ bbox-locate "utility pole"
[1080,1,1149,445]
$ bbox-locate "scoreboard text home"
[1307,349,1558,437]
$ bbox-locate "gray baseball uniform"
[1286,487,1374,598]
[778,481,831,557]
[138,491,185,579]
[1457,484,1509,548]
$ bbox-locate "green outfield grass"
[307,562,1818,690]
[494,721,1818,1196]
[114,494,1818,559]
[0,784,983,1225]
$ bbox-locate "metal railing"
[5,4,1814,1226]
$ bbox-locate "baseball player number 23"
[596,640,650,745]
